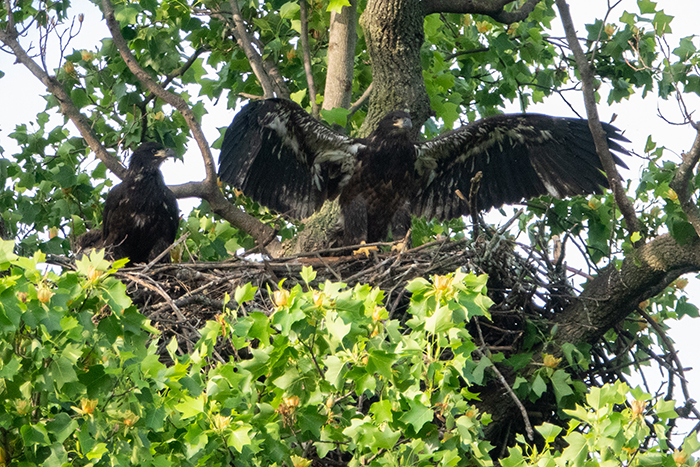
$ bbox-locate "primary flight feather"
[218,99,628,246]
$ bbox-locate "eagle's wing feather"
[101,182,128,242]
[218,99,363,219]
[412,114,629,220]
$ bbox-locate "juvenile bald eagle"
[99,142,179,263]
[218,99,628,246]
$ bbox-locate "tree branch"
[0,25,127,180]
[555,0,642,238]
[299,0,319,118]
[323,0,357,111]
[226,0,276,98]
[670,126,700,237]
[347,82,373,120]
[422,0,541,22]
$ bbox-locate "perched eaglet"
[99,142,179,263]
[218,99,628,246]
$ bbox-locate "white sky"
[2,0,700,432]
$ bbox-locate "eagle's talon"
[353,241,378,258]
[391,241,407,253]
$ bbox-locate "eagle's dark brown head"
[370,111,413,141]
[129,142,176,173]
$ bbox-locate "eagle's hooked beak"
[394,117,413,130]
[155,148,177,159]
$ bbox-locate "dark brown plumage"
[218,99,628,246]
[78,142,179,264]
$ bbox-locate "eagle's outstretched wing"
[411,114,630,220]
[218,99,363,218]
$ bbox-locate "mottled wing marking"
[218,99,363,219]
[412,114,629,220]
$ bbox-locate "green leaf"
[86,442,108,461]
[234,282,257,305]
[655,398,678,420]
[174,395,205,420]
[300,265,316,284]
[321,107,350,127]
[272,366,300,390]
[0,239,17,265]
[535,422,562,443]
[399,397,433,432]
[370,425,401,451]
[637,0,657,14]
[532,374,547,397]
[21,422,51,446]
[279,2,300,19]
[653,10,674,35]
[425,304,453,334]
[114,4,142,25]
[290,89,307,105]
[366,350,396,380]
[327,0,351,13]
[227,424,252,452]
[50,356,78,389]
[326,310,351,345]
[551,369,574,402]
[324,355,347,388]
[78,365,114,399]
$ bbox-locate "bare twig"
[299,0,319,119]
[474,319,535,441]
[347,82,374,120]
[142,231,191,273]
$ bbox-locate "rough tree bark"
[359,0,430,137]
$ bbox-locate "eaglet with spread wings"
[218,99,628,247]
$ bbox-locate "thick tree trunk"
[359,0,431,137]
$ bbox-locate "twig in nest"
[464,171,483,240]
[473,317,535,441]
[314,253,343,281]
[637,306,699,422]
[142,231,191,273]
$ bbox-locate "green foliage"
[2,0,700,464]
[0,245,697,466]
[502,382,700,466]
[0,244,503,465]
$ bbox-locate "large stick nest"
[108,231,575,365]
